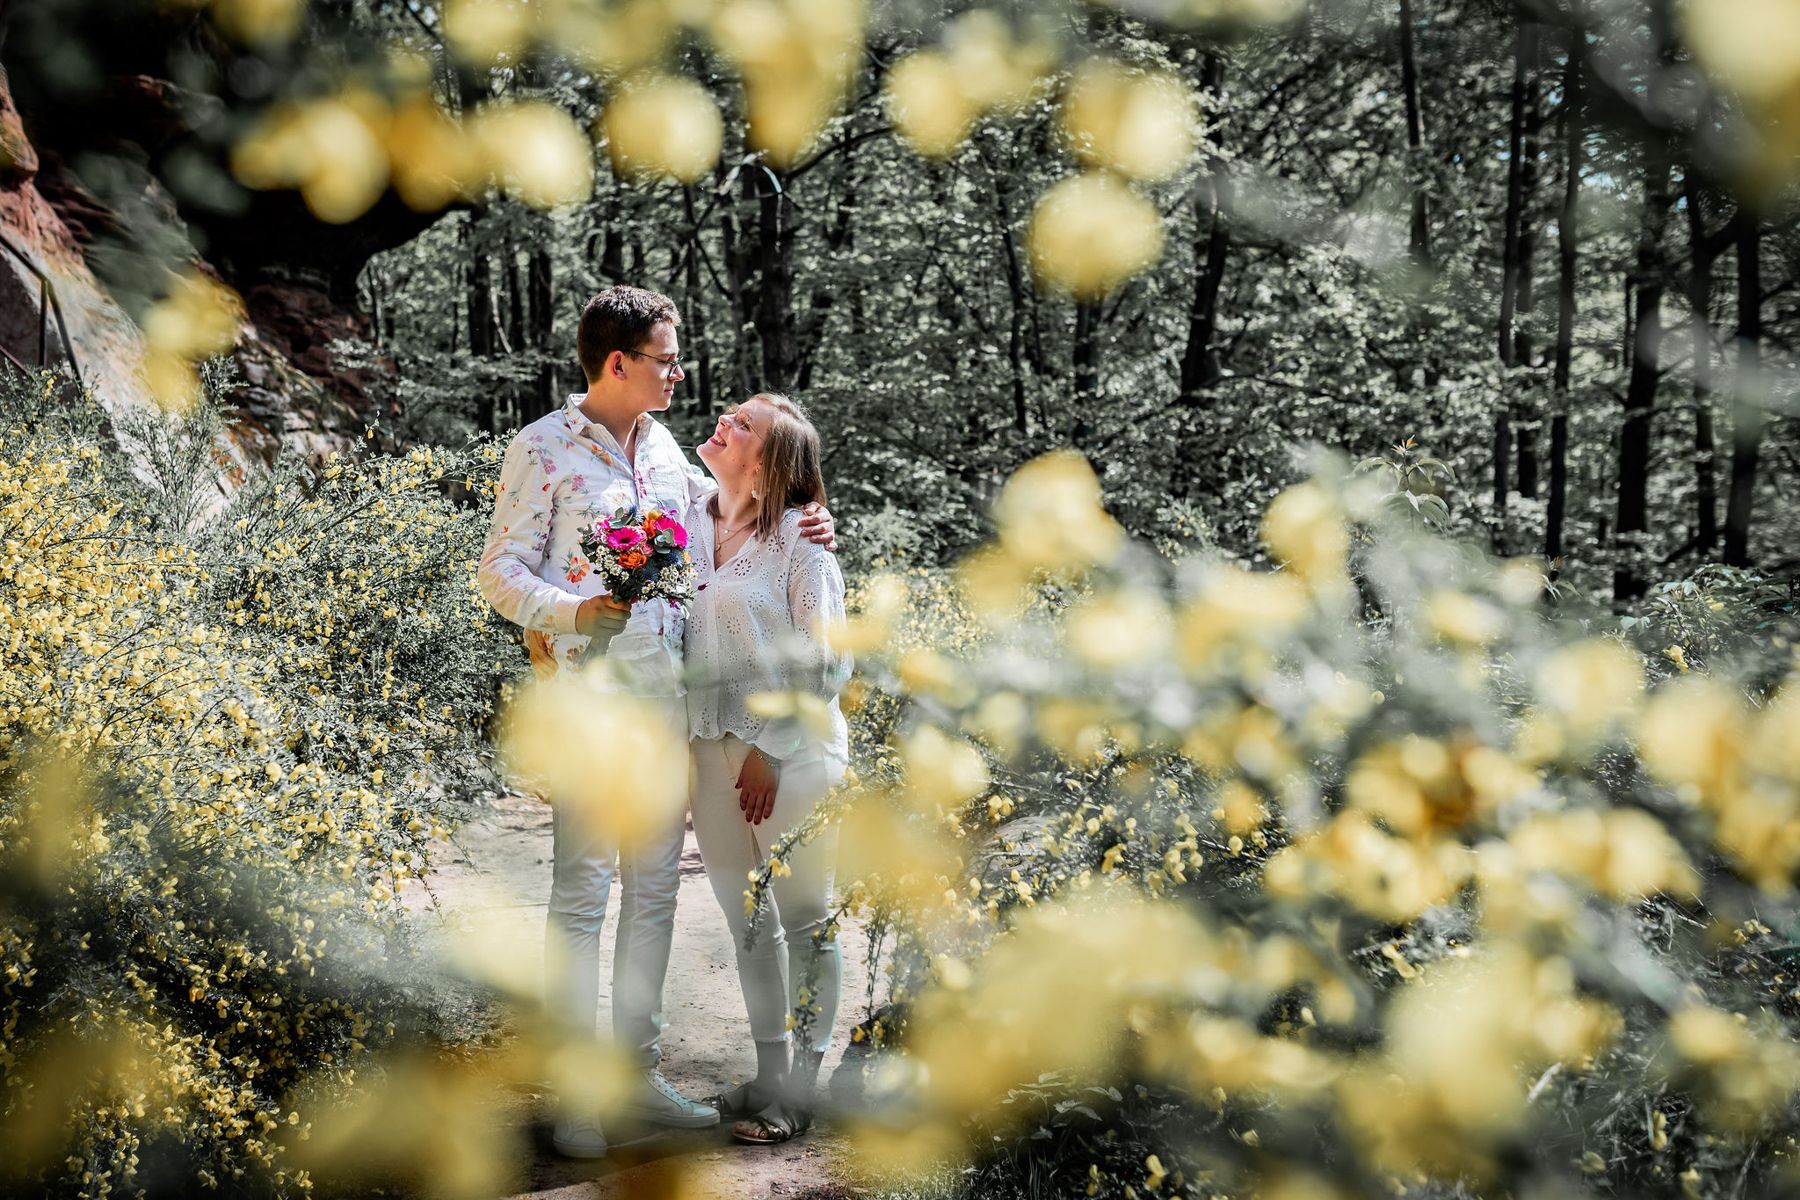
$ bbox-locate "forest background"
[2,0,1800,1198]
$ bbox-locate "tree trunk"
[466,224,498,432]
[600,193,626,282]
[1495,20,1528,529]
[1546,413,1568,561]
[1071,301,1100,448]
[995,172,1031,436]
[1499,21,1529,368]
[1621,276,1635,372]
[752,168,801,391]
[718,178,757,398]
[1514,45,1543,499]
[1398,0,1432,267]
[503,239,526,356]
[796,136,860,394]
[1723,217,1763,567]
[1686,183,1719,555]
[1614,149,1673,602]
[527,242,555,420]
[1180,52,1230,403]
[1547,33,1580,565]
[1493,408,1511,519]
[682,186,715,416]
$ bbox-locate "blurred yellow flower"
[470,100,595,208]
[208,0,305,43]
[1261,482,1347,585]
[1425,590,1505,646]
[1666,1004,1800,1132]
[834,572,909,653]
[602,75,726,183]
[709,0,865,167]
[289,1051,521,1200]
[899,725,990,814]
[886,52,981,159]
[1176,563,1309,676]
[1638,675,1743,797]
[1535,638,1643,741]
[1068,587,1171,668]
[445,0,536,66]
[388,97,483,212]
[1028,172,1165,298]
[232,92,392,223]
[886,12,1055,159]
[1509,807,1699,902]
[140,269,245,412]
[993,450,1124,572]
[1061,59,1197,182]
[498,675,686,849]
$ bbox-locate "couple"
[476,285,850,1156]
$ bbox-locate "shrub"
[0,371,508,1196]
[800,450,1800,1200]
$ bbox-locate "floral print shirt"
[478,397,708,678]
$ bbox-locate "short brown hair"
[748,392,827,540]
[576,286,681,382]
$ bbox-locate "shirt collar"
[562,396,653,441]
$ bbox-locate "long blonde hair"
[747,392,826,539]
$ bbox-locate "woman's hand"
[736,748,780,825]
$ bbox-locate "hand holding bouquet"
[577,506,698,607]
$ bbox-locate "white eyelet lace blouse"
[684,504,852,776]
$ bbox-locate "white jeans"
[689,735,842,1054]
[544,696,686,1068]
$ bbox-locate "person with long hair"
[686,392,850,1145]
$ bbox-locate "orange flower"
[619,547,650,570]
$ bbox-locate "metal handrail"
[0,226,83,386]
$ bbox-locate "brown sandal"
[707,1082,764,1119]
[731,1101,812,1145]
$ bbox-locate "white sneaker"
[552,1118,609,1159]
[621,1069,720,1128]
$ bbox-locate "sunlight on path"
[406,791,870,1199]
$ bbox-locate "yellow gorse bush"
[0,376,509,1195]
[743,451,1800,1197]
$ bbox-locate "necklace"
[713,509,756,560]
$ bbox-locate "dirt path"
[405,791,871,1199]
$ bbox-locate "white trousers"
[689,735,841,1054]
[544,699,686,1068]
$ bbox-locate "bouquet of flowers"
[575,506,698,606]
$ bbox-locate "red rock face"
[0,70,39,184]
[0,66,391,486]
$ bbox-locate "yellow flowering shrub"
[0,373,508,1196]
[781,452,1800,1199]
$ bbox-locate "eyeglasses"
[623,348,686,379]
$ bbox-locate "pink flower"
[605,525,646,551]
[645,511,689,548]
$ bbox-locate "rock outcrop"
[0,65,391,488]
